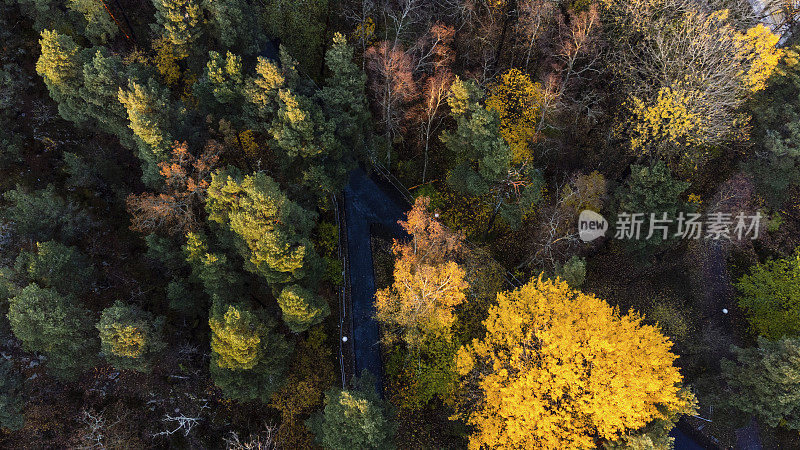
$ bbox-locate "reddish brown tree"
[406,23,456,182]
[554,5,601,96]
[400,196,465,263]
[365,41,420,165]
[126,141,220,235]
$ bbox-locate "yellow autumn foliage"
[375,246,468,347]
[486,68,543,163]
[375,197,469,347]
[457,277,695,449]
[605,1,782,161]
[238,129,259,160]
[152,37,180,87]
[629,86,706,154]
[736,24,783,92]
[108,324,146,358]
[560,171,607,214]
[209,305,263,370]
[352,17,376,44]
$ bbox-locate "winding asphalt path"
[342,169,408,394]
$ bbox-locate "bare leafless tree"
[152,412,203,438]
[224,424,280,450]
[521,171,607,270]
[458,0,511,84]
[513,0,558,70]
[77,409,119,449]
[759,0,800,35]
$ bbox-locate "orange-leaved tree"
[126,140,220,235]
[375,196,468,348]
[456,276,696,449]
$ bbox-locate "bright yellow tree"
[456,277,696,449]
[486,68,543,163]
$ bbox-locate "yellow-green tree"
[209,304,264,370]
[151,0,202,59]
[152,37,181,87]
[208,301,292,402]
[456,277,696,449]
[486,68,543,163]
[736,248,800,340]
[205,167,319,285]
[35,30,85,123]
[118,78,174,186]
[97,301,166,372]
[277,284,329,333]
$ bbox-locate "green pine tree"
[313,32,371,192]
[14,241,97,296]
[80,49,138,148]
[442,78,511,198]
[308,371,395,450]
[194,50,245,118]
[66,0,118,43]
[202,0,265,54]
[7,284,97,379]
[1,184,92,243]
[261,0,329,75]
[722,337,800,430]
[441,78,541,232]
[614,160,689,255]
[184,231,246,304]
[747,46,800,208]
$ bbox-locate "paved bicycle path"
[342,169,408,394]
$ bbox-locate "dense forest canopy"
[1,0,799,447]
